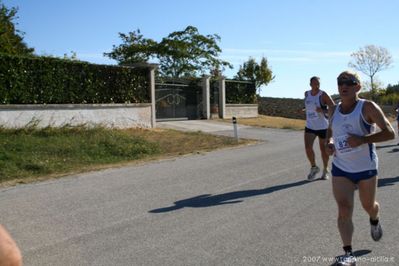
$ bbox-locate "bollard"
[232,116,238,141]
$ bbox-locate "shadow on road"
[376,144,399,153]
[149,179,309,213]
[378,176,399,188]
[376,144,398,149]
[387,148,399,153]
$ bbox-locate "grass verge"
[0,126,253,187]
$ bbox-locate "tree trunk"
[370,75,376,101]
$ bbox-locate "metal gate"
[155,78,202,121]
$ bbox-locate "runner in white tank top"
[325,71,395,265]
[330,99,377,173]
[305,89,329,130]
[303,76,335,181]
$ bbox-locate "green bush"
[379,93,399,105]
[225,79,257,104]
[0,53,149,104]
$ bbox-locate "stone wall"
[258,97,305,120]
[0,104,153,129]
[225,104,258,119]
[259,97,397,120]
[380,105,397,118]
[224,104,258,118]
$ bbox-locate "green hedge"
[209,79,257,105]
[0,54,149,104]
[225,79,257,104]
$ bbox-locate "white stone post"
[148,65,157,128]
[202,75,210,119]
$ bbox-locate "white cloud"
[297,42,325,46]
[223,47,349,56]
[221,48,350,64]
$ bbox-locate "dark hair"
[310,76,320,83]
[337,71,360,83]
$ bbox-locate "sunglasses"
[337,78,359,86]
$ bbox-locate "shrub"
[0,53,149,104]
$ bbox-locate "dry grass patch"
[225,115,305,130]
[125,128,253,156]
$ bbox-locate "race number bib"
[307,111,319,120]
[334,135,359,154]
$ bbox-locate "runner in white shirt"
[325,71,395,266]
[304,76,335,181]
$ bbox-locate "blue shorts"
[331,164,377,184]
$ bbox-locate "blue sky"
[4,0,399,99]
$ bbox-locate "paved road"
[1,121,398,265]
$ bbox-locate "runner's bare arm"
[316,92,335,113]
[0,225,22,266]
[322,92,336,109]
[347,101,395,147]
[325,105,336,155]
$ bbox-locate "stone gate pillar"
[219,77,226,119]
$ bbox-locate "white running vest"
[331,99,378,173]
[305,90,328,130]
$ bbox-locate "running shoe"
[370,219,383,241]
[320,168,330,180]
[336,252,356,266]
[307,166,320,181]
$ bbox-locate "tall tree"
[235,57,274,94]
[105,26,232,78]
[157,26,232,77]
[0,1,34,55]
[348,45,393,97]
[103,29,157,65]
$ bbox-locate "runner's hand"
[347,133,364,148]
[325,143,335,156]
